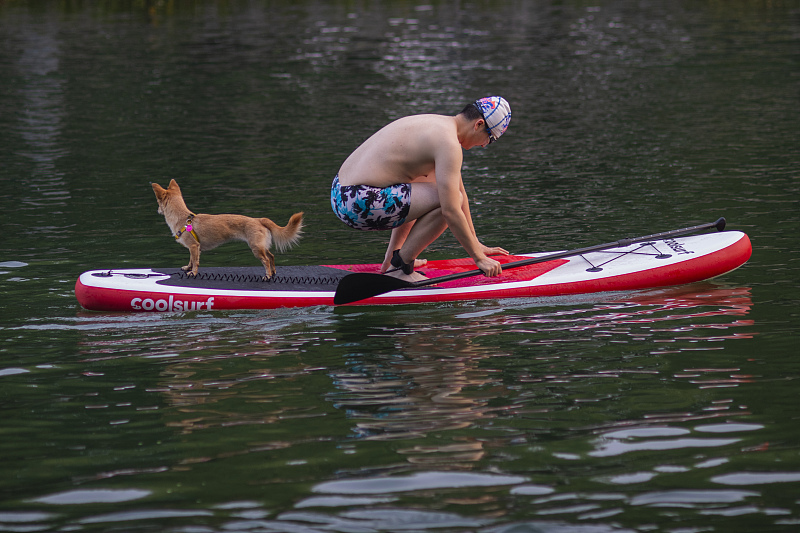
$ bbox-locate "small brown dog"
[151,179,303,279]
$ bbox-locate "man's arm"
[435,147,503,276]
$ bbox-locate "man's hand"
[476,256,503,277]
[480,243,510,256]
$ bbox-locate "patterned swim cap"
[473,96,511,142]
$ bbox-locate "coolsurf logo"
[663,239,694,255]
[131,296,215,312]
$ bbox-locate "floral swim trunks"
[330,175,411,230]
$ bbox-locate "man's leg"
[383,180,451,280]
[381,220,416,272]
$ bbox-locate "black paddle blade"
[333,273,414,305]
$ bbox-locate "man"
[331,96,512,282]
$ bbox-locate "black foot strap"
[390,249,415,275]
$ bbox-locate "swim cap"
[474,96,511,142]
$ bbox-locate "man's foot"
[385,269,428,282]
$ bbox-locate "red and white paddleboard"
[75,229,751,312]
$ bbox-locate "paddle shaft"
[409,217,727,288]
[333,217,726,304]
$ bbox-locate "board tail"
[261,212,303,252]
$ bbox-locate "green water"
[1,1,799,531]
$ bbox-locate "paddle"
[333,217,727,305]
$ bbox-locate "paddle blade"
[333,273,413,305]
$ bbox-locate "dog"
[151,179,303,280]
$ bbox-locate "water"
[1,1,799,531]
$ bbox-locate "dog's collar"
[175,214,199,243]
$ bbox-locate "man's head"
[461,96,511,144]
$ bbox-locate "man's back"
[338,114,460,188]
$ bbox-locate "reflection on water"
[483,285,753,343]
[328,328,499,447]
[1,280,793,529]
[15,20,70,214]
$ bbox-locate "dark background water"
[1,1,799,532]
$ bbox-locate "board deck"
[75,230,752,312]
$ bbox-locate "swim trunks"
[331,175,411,230]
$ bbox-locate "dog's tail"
[261,212,303,252]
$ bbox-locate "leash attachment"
[175,214,200,243]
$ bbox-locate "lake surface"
[1,1,799,531]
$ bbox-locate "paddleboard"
[74,230,751,312]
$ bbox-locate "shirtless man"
[331,96,512,282]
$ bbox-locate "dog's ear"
[168,179,180,190]
[151,182,166,199]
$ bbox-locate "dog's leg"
[251,246,276,280]
[264,249,275,279]
[184,243,201,276]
